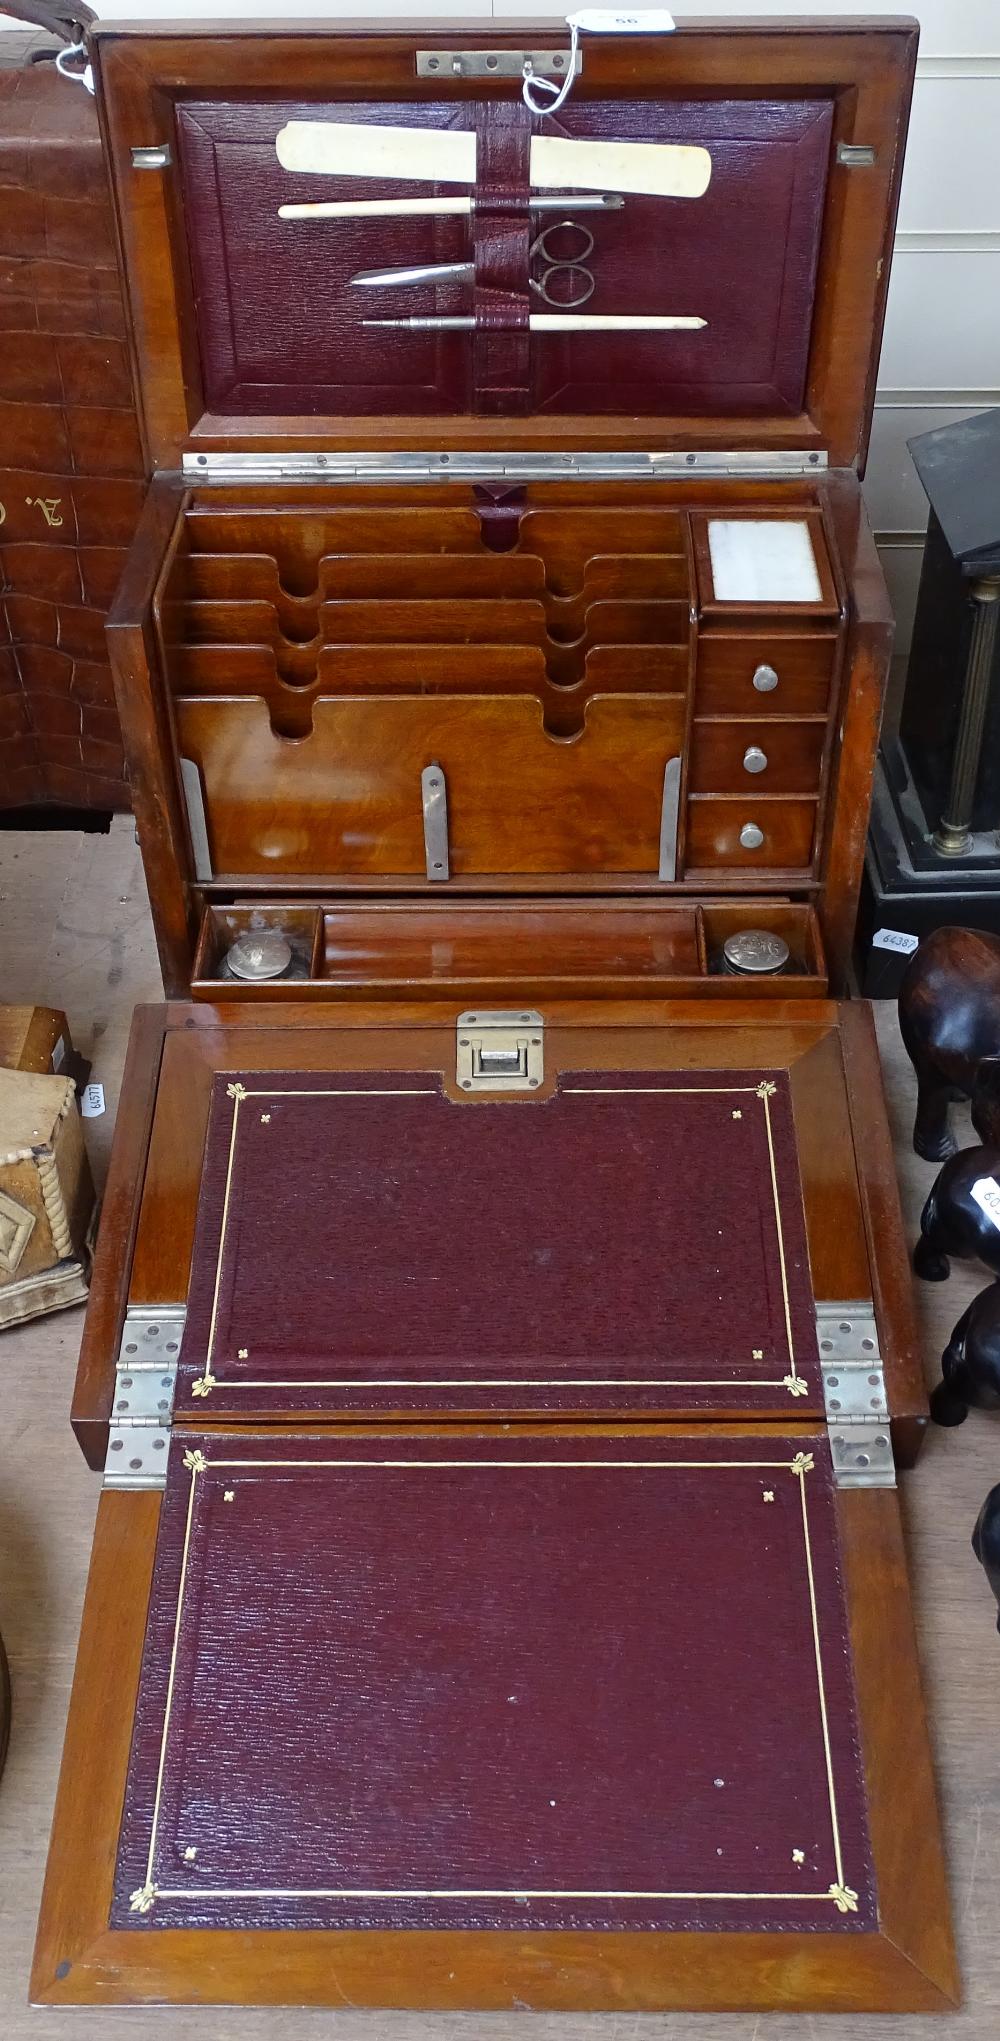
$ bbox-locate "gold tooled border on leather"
[191,1079,807,1402]
[127,1446,859,1920]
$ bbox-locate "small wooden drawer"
[688,719,827,794]
[695,634,837,715]
[684,797,818,871]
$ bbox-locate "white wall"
[5,5,997,641]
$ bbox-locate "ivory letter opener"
[280,193,624,221]
[276,121,712,201]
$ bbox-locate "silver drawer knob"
[743,745,768,775]
[753,663,779,692]
[739,822,765,851]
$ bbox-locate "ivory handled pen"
[362,314,706,333]
[279,194,624,221]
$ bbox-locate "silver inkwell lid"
[225,931,294,982]
[722,929,791,976]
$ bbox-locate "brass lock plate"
[456,1011,545,1092]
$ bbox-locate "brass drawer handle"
[743,745,768,775]
[739,821,765,851]
[753,663,779,692]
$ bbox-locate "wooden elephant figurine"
[930,1283,1000,1425]
[972,1481,1000,1629]
[913,1112,1000,1282]
[899,926,1000,1159]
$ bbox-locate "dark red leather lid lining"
[175,95,832,420]
[113,1429,873,1934]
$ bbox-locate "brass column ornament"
[934,577,1000,856]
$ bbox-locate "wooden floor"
[0,816,998,2038]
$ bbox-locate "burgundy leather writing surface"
[175,95,831,419]
[177,1068,819,1417]
[113,1430,873,1933]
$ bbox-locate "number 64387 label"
[972,1177,1000,1232]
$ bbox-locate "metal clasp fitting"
[456,1011,544,1092]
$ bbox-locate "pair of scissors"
[349,219,596,308]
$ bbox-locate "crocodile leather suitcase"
[0,29,141,810]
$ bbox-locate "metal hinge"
[416,49,581,82]
[104,1307,186,1491]
[836,143,877,167]
[131,144,172,170]
[817,1301,895,1489]
[456,1010,544,1092]
[181,449,829,485]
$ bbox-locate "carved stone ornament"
[0,1189,36,1275]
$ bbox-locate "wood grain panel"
[175,693,686,877]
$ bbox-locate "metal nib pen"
[362,314,706,333]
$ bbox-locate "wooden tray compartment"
[158,487,696,743]
[191,898,828,1000]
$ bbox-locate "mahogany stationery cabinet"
[33,16,959,2015]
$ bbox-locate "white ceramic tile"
[706,518,822,604]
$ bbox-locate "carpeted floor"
[0,814,998,2039]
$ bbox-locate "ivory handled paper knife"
[362,314,706,332]
[275,122,711,201]
[279,194,624,221]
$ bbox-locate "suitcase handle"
[8,1,95,49]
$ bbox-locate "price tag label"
[972,1177,1000,1232]
[872,928,920,956]
[568,10,676,31]
[80,1081,106,1119]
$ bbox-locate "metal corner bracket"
[104,1306,186,1491]
[456,1011,544,1092]
[816,1301,895,1489]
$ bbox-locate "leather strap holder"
[472,102,533,417]
[472,484,527,552]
